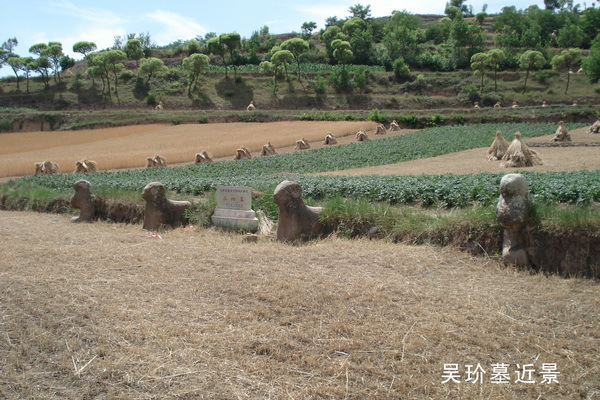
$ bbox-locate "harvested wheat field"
[0,121,387,177]
[319,127,600,176]
[1,211,599,399]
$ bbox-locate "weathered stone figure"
[273,180,324,242]
[70,180,96,223]
[142,182,191,231]
[496,174,531,267]
[551,121,571,142]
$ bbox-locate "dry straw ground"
[1,211,599,399]
[0,121,382,177]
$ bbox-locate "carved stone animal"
[496,174,531,267]
[375,124,386,135]
[323,133,337,145]
[246,101,255,111]
[234,147,252,160]
[294,138,310,150]
[550,121,571,142]
[389,120,400,131]
[261,142,277,156]
[195,151,213,163]
[273,180,324,242]
[43,161,59,174]
[70,180,97,223]
[355,130,369,142]
[142,182,191,231]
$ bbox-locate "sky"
[1,0,545,77]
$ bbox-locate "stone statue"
[142,182,191,231]
[273,180,324,242]
[496,174,531,267]
[70,180,97,223]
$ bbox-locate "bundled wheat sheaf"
[501,132,543,168]
[486,130,510,161]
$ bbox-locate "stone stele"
[273,180,324,242]
[211,186,259,232]
[142,182,191,231]
[70,179,96,223]
[496,173,531,267]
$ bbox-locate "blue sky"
[1,0,544,77]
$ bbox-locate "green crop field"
[12,122,598,207]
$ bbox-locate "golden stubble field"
[1,211,599,399]
[0,121,382,177]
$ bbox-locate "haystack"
[501,132,543,168]
[550,121,571,142]
[487,130,510,161]
[587,119,600,134]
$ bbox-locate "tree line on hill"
[1,1,599,101]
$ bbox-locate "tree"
[207,37,227,76]
[29,43,48,56]
[552,48,582,94]
[331,39,353,70]
[2,37,18,54]
[449,14,485,68]
[383,11,422,64]
[583,33,600,83]
[73,41,97,58]
[301,21,317,39]
[470,52,488,91]
[124,39,144,66]
[321,25,347,63]
[349,4,371,20]
[102,50,127,101]
[138,57,165,86]
[41,43,63,83]
[519,50,546,92]
[259,60,280,93]
[21,57,35,92]
[219,32,242,79]
[7,57,24,90]
[556,22,584,48]
[60,55,75,71]
[486,49,506,92]
[32,56,51,89]
[182,53,210,93]
[281,38,309,79]
[271,50,294,80]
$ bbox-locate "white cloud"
[144,10,208,44]
[49,0,127,26]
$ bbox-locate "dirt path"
[318,127,600,176]
[1,211,598,399]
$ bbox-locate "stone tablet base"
[211,209,259,232]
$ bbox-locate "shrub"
[367,108,388,123]
[353,66,367,90]
[119,70,136,82]
[310,75,327,95]
[328,67,352,92]
[393,57,411,82]
[145,93,157,106]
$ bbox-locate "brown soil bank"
[1,194,597,278]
